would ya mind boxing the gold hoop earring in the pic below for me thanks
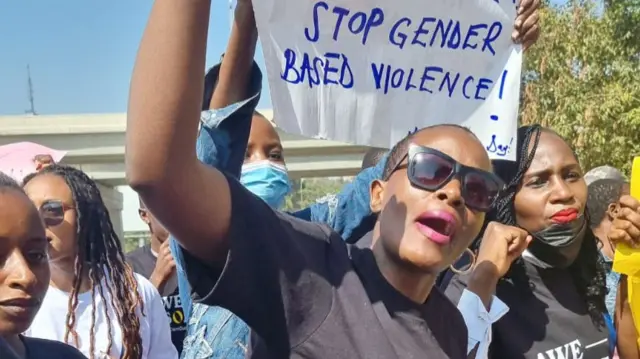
[449,248,476,275]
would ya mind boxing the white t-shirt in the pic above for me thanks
[25,273,178,359]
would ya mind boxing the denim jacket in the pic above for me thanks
[601,252,620,318]
[172,64,384,358]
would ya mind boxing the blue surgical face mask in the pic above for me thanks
[240,160,291,209]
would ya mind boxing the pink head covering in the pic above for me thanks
[0,142,67,183]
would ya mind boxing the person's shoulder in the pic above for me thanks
[130,273,168,323]
[126,244,153,263]
[23,336,86,359]
[274,210,335,243]
[126,245,147,259]
[125,245,150,266]
[429,285,463,313]
[438,269,470,304]
[428,286,466,325]
[126,246,153,276]
[226,173,337,251]
[275,211,349,271]
[134,272,162,301]
[425,287,468,347]
[227,171,335,243]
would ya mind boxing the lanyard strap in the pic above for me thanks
[604,312,617,357]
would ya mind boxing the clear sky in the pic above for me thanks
[0,0,272,232]
[0,0,271,115]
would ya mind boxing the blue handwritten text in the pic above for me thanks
[305,2,385,45]
[389,18,502,55]
[371,63,492,99]
[281,49,354,89]
[486,135,513,157]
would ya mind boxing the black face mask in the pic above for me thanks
[524,215,587,268]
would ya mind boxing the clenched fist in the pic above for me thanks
[466,222,532,310]
[475,221,532,280]
[34,154,55,171]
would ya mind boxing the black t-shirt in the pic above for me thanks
[445,258,610,359]
[126,245,186,354]
[182,175,468,359]
[18,336,86,359]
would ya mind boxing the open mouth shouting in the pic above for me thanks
[415,210,458,245]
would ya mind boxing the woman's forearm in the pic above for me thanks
[128,0,234,264]
[616,276,640,358]
[127,0,211,186]
[210,3,259,109]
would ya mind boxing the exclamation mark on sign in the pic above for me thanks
[490,70,508,122]
[498,69,508,100]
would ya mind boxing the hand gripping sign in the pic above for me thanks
[253,0,522,160]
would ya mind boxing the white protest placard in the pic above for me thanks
[253,0,522,160]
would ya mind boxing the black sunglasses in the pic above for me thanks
[39,200,73,227]
[387,144,504,212]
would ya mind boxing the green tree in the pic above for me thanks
[122,231,149,253]
[521,0,640,175]
[282,177,349,212]
[605,0,640,57]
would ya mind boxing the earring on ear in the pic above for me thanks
[449,248,476,275]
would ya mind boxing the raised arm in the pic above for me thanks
[209,1,257,110]
[127,0,229,265]
[200,1,262,178]
[169,2,261,320]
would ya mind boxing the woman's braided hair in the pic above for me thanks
[477,124,607,327]
[24,165,144,359]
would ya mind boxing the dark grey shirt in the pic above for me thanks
[182,175,468,359]
[127,245,186,354]
[445,259,610,359]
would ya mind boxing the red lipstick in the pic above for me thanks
[551,208,579,224]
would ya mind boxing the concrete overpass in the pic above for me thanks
[0,111,370,238]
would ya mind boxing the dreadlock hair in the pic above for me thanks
[23,165,144,359]
[479,124,607,328]
[587,178,628,228]
[382,124,477,180]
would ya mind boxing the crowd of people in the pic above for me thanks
[0,0,639,358]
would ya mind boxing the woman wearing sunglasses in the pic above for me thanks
[0,172,85,359]
[126,5,533,358]
[444,125,640,359]
[21,165,177,359]
[130,112,528,358]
